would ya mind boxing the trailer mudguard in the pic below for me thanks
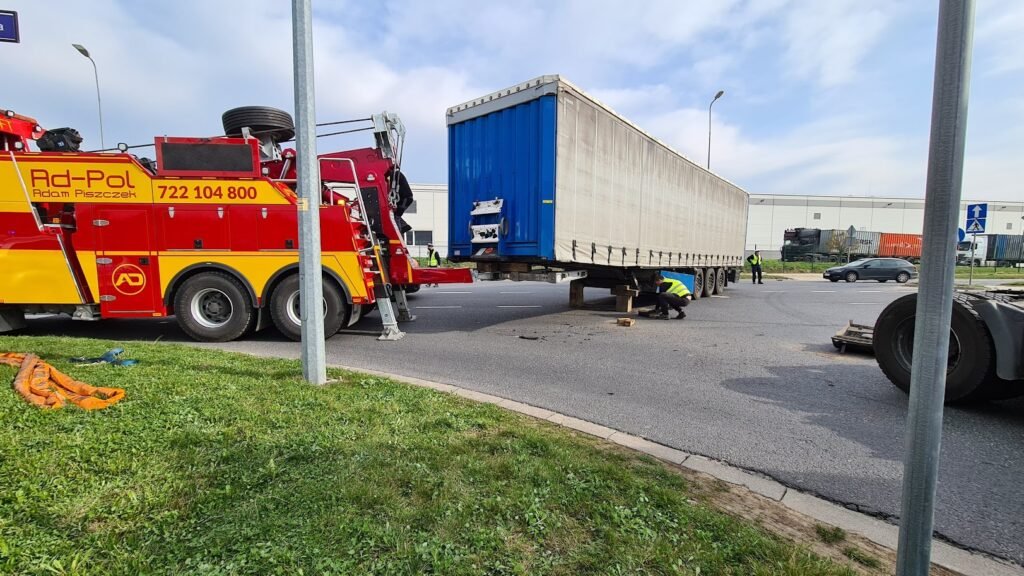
[973,300,1024,381]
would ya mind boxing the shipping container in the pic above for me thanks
[446,76,748,280]
[878,233,923,259]
[989,234,1024,263]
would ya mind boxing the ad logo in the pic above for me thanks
[112,264,146,296]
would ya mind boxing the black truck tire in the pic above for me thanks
[174,272,255,342]
[691,269,703,300]
[269,274,346,342]
[703,268,715,298]
[714,268,726,294]
[222,106,295,142]
[874,294,996,403]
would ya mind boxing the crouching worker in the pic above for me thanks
[652,274,692,320]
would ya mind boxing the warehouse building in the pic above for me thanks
[404,185,1024,261]
[745,195,1024,258]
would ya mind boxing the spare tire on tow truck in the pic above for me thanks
[873,292,1024,403]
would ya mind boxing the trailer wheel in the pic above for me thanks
[714,268,726,294]
[174,272,255,342]
[269,274,346,342]
[874,294,996,403]
[691,270,703,300]
[222,106,295,142]
[703,268,715,298]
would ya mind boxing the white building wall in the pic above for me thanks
[401,184,449,258]
[408,184,1024,261]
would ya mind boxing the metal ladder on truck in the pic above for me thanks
[322,157,406,341]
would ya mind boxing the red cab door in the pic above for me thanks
[95,208,162,317]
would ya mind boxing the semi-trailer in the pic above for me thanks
[446,76,749,309]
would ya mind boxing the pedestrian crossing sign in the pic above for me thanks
[966,219,985,233]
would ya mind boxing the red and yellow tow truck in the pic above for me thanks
[0,106,470,341]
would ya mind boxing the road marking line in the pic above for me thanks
[858,290,881,293]
[813,290,836,293]
[499,291,534,294]
[711,295,730,298]
[437,291,473,294]
[416,306,463,309]
[848,302,877,305]
[762,290,785,293]
[497,305,542,308]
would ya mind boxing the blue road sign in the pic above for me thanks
[966,202,987,234]
[958,228,966,243]
[0,11,18,43]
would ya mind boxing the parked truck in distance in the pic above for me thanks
[446,76,748,310]
[957,234,1024,267]
[782,228,922,263]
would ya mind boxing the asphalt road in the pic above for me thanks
[19,278,1024,564]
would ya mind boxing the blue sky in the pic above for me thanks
[1,0,1021,200]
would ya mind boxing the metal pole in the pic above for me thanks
[87,57,105,150]
[969,233,976,285]
[896,1,974,574]
[1018,216,1023,265]
[707,90,723,170]
[292,0,327,384]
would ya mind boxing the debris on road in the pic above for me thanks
[616,318,636,327]
[831,322,874,354]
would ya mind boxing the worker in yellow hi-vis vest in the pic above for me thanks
[426,244,441,268]
[652,274,692,320]
[425,243,441,287]
[747,250,764,285]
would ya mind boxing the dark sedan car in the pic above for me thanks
[823,258,917,283]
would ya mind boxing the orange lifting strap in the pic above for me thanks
[1,353,125,410]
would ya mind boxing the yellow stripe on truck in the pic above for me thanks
[155,251,368,304]
[0,250,83,304]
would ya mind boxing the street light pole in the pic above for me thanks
[707,90,724,170]
[292,0,327,384]
[1018,216,1024,265]
[72,44,105,150]
[896,0,975,574]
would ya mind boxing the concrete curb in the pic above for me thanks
[334,364,1024,576]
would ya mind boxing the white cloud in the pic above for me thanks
[779,0,895,88]
[976,0,1024,75]
[0,0,1020,200]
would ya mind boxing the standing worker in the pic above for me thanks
[426,244,441,268]
[425,243,441,287]
[651,274,691,320]
[747,250,764,285]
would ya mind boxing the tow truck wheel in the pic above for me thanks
[874,294,996,403]
[269,275,345,342]
[174,272,255,342]
[222,106,295,142]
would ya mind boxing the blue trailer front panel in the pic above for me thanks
[448,95,557,261]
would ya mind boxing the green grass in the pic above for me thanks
[0,336,853,576]
[842,547,882,570]
[814,525,847,545]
